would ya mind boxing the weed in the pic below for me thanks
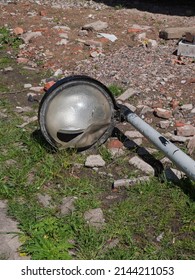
[108,84,124,97]
[0,27,22,49]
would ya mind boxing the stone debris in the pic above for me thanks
[125,130,144,138]
[113,176,150,188]
[180,104,193,111]
[82,20,108,31]
[117,88,137,101]
[60,197,77,216]
[159,120,170,129]
[187,136,195,155]
[176,124,195,137]
[20,31,42,44]
[4,66,13,72]
[164,132,191,143]
[13,26,24,35]
[154,108,172,119]
[129,156,154,175]
[0,200,29,260]
[84,208,105,228]
[56,38,68,45]
[85,155,106,167]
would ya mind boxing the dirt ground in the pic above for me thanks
[1,0,195,154]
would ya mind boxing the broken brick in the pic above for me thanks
[176,124,195,137]
[154,108,172,119]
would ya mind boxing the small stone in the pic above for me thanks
[59,33,69,39]
[90,51,100,58]
[113,176,149,188]
[44,81,56,91]
[13,27,24,35]
[147,39,158,48]
[21,31,42,44]
[53,25,70,31]
[15,106,32,113]
[84,208,105,228]
[109,148,125,158]
[24,83,32,89]
[56,39,68,45]
[54,69,63,77]
[60,197,76,216]
[164,132,190,143]
[30,86,44,93]
[107,138,123,149]
[176,124,195,137]
[175,121,186,127]
[85,155,105,167]
[78,30,88,37]
[117,88,137,101]
[125,131,144,138]
[140,105,153,115]
[133,138,142,146]
[191,108,195,114]
[136,32,146,41]
[129,156,154,175]
[187,135,195,155]
[154,108,172,119]
[82,21,108,31]
[4,66,13,72]
[84,40,102,48]
[124,103,136,112]
[180,104,193,110]
[159,120,170,129]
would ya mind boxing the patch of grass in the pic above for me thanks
[0,26,23,49]
[108,84,124,97]
[0,93,195,260]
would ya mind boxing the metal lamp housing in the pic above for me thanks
[39,76,116,150]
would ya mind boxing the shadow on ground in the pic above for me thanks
[94,0,195,16]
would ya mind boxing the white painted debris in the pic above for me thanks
[98,33,117,42]
[113,176,149,188]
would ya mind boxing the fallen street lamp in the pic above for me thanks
[38,75,195,181]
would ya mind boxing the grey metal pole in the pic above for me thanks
[122,107,195,181]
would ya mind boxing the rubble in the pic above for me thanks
[129,156,154,175]
[176,124,195,137]
[82,20,108,31]
[159,26,195,40]
[113,176,149,188]
[85,155,106,167]
[84,208,105,228]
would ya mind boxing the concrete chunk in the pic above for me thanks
[159,27,195,40]
[177,40,195,58]
[129,156,154,175]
